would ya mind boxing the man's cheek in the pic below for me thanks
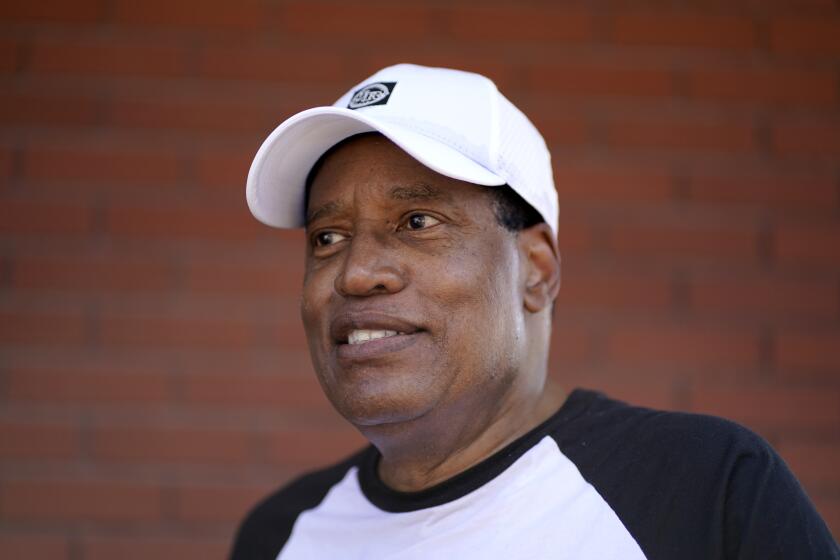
[301,268,333,315]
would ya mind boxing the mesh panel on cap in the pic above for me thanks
[495,92,558,234]
[377,115,487,167]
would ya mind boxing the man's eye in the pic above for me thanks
[405,213,441,230]
[314,231,346,246]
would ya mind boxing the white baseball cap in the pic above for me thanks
[246,63,558,235]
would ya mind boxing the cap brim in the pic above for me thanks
[246,107,506,228]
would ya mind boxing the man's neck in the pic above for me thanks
[366,379,566,493]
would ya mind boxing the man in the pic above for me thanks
[231,64,838,559]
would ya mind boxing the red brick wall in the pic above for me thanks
[1,1,838,556]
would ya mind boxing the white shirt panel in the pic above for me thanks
[277,436,647,560]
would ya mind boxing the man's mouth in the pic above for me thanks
[330,312,424,361]
[331,312,421,345]
[347,329,407,345]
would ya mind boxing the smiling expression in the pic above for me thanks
[300,134,529,428]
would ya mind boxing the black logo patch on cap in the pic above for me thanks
[347,82,397,110]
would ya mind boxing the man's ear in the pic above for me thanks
[518,223,561,313]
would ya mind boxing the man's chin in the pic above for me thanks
[330,393,434,430]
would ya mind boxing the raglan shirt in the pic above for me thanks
[230,389,839,559]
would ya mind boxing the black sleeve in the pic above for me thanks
[229,449,368,560]
[723,431,839,559]
[552,391,839,560]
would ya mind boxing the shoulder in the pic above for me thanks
[552,389,839,559]
[554,389,769,470]
[228,447,370,560]
[553,389,787,506]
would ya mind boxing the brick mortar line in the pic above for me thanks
[0,58,759,99]
[5,27,826,68]
[5,71,839,116]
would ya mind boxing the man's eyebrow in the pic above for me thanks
[389,183,451,201]
[306,183,450,225]
[306,200,345,226]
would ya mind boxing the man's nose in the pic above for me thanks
[334,230,406,297]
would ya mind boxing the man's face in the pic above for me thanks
[300,134,528,428]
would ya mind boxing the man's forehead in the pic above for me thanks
[304,134,466,226]
[390,182,450,201]
[305,182,455,226]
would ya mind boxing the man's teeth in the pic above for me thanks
[347,329,403,345]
